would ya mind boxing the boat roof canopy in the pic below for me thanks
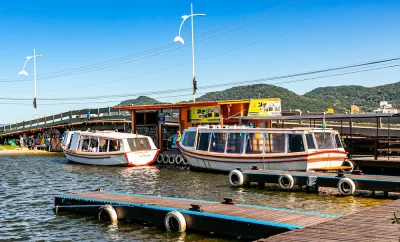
[71,131,149,139]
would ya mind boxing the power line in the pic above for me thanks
[0,0,302,83]
[1,62,399,106]
[3,2,364,95]
[1,55,398,101]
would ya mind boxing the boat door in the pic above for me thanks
[69,132,81,151]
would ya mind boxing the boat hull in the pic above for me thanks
[63,149,159,166]
[179,148,346,172]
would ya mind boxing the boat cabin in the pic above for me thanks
[180,126,344,155]
[64,131,154,153]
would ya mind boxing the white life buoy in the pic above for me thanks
[337,178,356,195]
[182,157,189,166]
[175,156,183,165]
[164,211,186,232]
[98,204,118,224]
[157,154,163,164]
[341,160,354,173]
[229,169,244,187]
[169,155,175,165]
[278,174,294,189]
[163,155,170,164]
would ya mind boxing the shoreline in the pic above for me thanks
[0,146,63,155]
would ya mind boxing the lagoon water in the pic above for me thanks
[0,154,391,241]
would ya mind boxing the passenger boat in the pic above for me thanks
[61,131,159,166]
[177,125,348,172]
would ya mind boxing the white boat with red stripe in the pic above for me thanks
[177,125,349,172]
[61,130,159,166]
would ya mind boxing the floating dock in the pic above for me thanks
[229,169,400,196]
[259,199,400,241]
[54,191,339,240]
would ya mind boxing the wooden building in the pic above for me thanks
[113,99,280,151]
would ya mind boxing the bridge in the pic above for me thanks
[0,107,132,138]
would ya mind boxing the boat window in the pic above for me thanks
[109,140,122,152]
[314,133,335,149]
[80,137,90,152]
[305,134,316,150]
[245,133,264,154]
[288,134,305,153]
[99,138,108,152]
[197,132,211,151]
[226,133,245,154]
[266,133,286,153]
[127,138,151,151]
[182,131,196,147]
[335,134,343,148]
[210,133,227,153]
[88,137,99,152]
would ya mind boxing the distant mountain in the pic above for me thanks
[118,96,165,106]
[117,82,400,113]
[197,84,331,112]
[304,82,400,112]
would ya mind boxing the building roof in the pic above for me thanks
[113,99,252,111]
[232,113,397,120]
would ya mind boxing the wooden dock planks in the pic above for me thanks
[54,191,339,239]
[259,199,400,242]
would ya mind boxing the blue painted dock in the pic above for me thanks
[54,191,339,240]
[229,169,400,196]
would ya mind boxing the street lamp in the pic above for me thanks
[18,49,44,119]
[174,3,205,102]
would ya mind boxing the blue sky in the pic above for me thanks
[0,0,399,123]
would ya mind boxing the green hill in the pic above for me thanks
[117,82,400,112]
[197,84,331,112]
[118,96,164,106]
[304,82,400,112]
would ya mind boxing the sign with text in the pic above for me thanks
[248,98,281,116]
[190,106,221,123]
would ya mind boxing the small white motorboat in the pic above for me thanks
[61,130,159,166]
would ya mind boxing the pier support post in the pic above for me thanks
[370,191,375,197]
[384,191,389,198]
[314,185,319,194]
[258,182,265,189]
[243,182,250,188]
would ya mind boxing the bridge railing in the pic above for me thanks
[1,107,130,133]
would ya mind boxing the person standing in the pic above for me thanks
[20,135,24,148]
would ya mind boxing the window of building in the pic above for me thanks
[267,133,286,153]
[226,133,245,154]
[245,133,264,154]
[197,132,211,151]
[210,132,227,153]
[314,133,335,149]
[288,134,305,153]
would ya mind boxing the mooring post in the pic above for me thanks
[384,191,389,198]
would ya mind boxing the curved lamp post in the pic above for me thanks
[174,3,205,102]
[18,49,44,119]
